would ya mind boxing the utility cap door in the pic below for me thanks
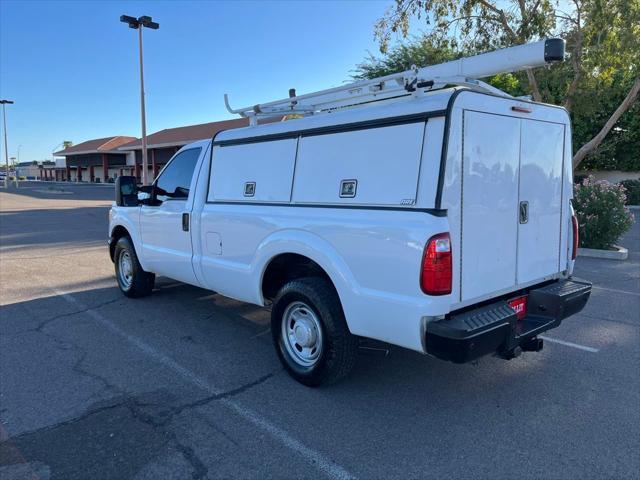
[460,111,566,303]
[460,111,520,301]
[516,119,565,284]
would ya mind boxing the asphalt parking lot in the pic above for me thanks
[1,181,638,480]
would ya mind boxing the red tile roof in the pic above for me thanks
[53,117,283,157]
[118,117,281,150]
[54,136,137,156]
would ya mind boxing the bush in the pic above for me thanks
[619,179,640,205]
[573,176,635,250]
[574,174,587,185]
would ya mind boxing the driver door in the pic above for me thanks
[139,147,202,284]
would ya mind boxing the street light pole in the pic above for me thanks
[120,15,159,186]
[1,99,14,189]
[138,24,149,187]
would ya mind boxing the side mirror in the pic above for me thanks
[115,176,139,206]
[136,184,154,204]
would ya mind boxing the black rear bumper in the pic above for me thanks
[425,279,592,363]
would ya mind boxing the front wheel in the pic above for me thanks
[271,277,357,386]
[114,236,155,298]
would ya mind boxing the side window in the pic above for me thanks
[155,148,202,202]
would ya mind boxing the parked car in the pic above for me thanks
[108,41,591,386]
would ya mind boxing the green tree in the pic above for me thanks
[353,36,526,96]
[372,0,640,169]
[353,36,525,97]
[354,37,459,79]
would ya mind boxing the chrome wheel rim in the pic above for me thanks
[281,301,323,367]
[118,251,133,289]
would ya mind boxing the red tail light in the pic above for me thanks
[571,214,579,260]
[421,232,452,295]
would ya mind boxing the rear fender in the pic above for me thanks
[253,229,360,329]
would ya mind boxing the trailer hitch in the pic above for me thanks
[499,337,544,360]
[521,337,544,352]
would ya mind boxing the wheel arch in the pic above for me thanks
[261,253,336,301]
[254,230,361,332]
[108,215,147,271]
[109,224,131,261]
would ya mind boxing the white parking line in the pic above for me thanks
[539,335,600,353]
[591,285,640,297]
[49,286,355,480]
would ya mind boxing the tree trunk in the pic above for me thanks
[573,77,640,169]
[525,69,542,102]
[563,31,584,112]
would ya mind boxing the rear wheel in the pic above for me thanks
[271,277,357,386]
[114,236,155,298]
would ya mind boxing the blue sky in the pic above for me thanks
[0,0,392,161]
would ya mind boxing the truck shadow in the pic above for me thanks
[2,272,553,393]
[2,275,619,479]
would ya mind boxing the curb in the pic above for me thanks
[21,181,114,188]
[33,188,74,195]
[578,245,628,260]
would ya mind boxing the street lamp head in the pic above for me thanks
[120,15,159,30]
[0,100,14,105]
[120,15,139,28]
[139,15,159,29]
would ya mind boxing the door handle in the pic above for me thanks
[182,213,189,232]
[519,201,529,224]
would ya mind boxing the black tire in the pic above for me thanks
[114,236,155,298]
[271,277,358,387]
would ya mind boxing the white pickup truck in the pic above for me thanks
[109,40,591,386]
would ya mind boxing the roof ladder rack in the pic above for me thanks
[224,38,565,125]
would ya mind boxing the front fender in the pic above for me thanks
[109,206,148,270]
